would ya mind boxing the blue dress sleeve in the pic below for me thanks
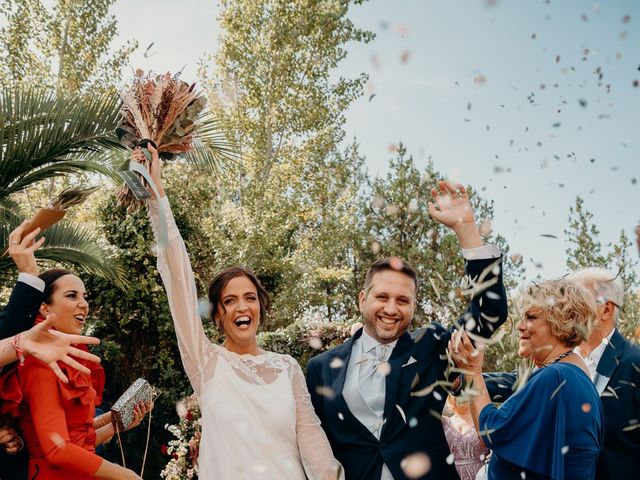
[478,367,568,479]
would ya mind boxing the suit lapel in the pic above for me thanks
[382,332,413,421]
[596,329,624,394]
[329,328,360,394]
[328,329,378,440]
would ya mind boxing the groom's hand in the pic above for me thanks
[428,180,483,249]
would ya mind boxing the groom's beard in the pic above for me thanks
[362,310,411,344]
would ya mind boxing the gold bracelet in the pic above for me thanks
[96,414,108,429]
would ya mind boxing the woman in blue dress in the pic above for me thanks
[450,279,603,480]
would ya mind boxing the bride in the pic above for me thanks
[133,146,342,479]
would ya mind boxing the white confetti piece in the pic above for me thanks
[400,452,431,478]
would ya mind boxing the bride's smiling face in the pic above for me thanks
[215,275,261,344]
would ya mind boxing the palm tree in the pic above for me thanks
[0,85,127,284]
[0,85,236,285]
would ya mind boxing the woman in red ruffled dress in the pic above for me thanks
[0,247,149,479]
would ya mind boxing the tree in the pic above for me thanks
[0,85,126,284]
[197,0,374,327]
[82,164,222,478]
[565,196,640,341]
[565,196,610,270]
[361,143,524,326]
[0,0,138,282]
[0,0,137,93]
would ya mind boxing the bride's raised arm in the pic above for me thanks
[133,146,216,397]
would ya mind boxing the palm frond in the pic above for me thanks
[0,218,126,288]
[181,110,240,172]
[0,85,124,199]
[5,159,119,195]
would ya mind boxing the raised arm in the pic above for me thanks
[0,223,45,339]
[429,180,508,339]
[290,358,344,480]
[133,146,216,396]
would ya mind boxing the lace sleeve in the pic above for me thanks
[148,196,217,396]
[289,356,344,480]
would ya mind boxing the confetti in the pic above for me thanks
[581,402,592,413]
[549,379,566,400]
[400,452,431,478]
[479,219,493,237]
[330,357,344,369]
[474,75,487,85]
[316,386,335,399]
[309,336,323,350]
[396,404,407,423]
[377,361,391,376]
[389,256,404,271]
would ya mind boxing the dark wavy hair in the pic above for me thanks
[207,266,271,331]
[363,257,419,296]
[38,269,75,304]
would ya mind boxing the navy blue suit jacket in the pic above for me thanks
[0,279,43,339]
[306,256,508,480]
[594,329,640,479]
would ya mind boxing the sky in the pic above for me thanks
[111,0,639,282]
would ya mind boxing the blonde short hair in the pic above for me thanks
[517,279,597,347]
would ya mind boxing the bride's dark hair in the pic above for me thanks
[207,266,271,330]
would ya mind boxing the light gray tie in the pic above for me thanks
[359,344,390,417]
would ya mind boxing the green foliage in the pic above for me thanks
[83,182,217,478]
[258,319,353,370]
[0,0,137,92]
[361,144,524,328]
[0,84,126,283]
[565,196,610,270]
[197,0,374,329]
[565,196,640,341]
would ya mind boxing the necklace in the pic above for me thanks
[545,350,574,366]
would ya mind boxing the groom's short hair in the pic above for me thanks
[363,257,419,296]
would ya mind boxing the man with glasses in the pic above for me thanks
[569,268,640,480]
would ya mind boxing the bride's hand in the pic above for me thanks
[130,145,165,198]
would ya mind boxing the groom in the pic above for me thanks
[306,181,508,480]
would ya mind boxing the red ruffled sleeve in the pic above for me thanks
[17,355,103,475]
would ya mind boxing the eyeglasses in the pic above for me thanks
[596,298,624,313]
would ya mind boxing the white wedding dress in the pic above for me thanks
[149,197,343,479]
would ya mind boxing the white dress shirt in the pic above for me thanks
[343,329,397,480]
[18,272,45,292]
[576,328,615,395]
